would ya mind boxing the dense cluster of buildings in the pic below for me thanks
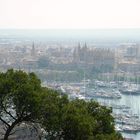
[117,43,140,73]
[0,42,140,75]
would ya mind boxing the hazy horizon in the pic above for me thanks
[0,28,140,47]
[0,28,140,41]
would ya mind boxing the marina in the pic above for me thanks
[43,80,140,140]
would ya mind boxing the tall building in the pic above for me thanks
[73,44,115,69]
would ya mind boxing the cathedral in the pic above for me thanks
[73,43,115,69]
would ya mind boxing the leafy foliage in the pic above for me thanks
[0,69,42,140]
[0,69,122,140]
[41,98,123,140]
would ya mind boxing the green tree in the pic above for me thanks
[0,69,122,140]
[0,69,42,140]
[41,99,123,140]
[40,88,69,139]
[87,101,114,135]
[60,100,95,140]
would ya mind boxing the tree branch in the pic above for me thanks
[1,102,16,121]
[0,117,10,127]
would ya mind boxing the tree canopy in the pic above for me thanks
[41,99,122,140]
[0,69,123,140]
[0,69,43,139]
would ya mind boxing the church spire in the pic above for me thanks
[31,42,36,57]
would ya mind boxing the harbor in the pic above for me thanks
[42,80,140,140]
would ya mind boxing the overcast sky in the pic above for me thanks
[0,0,140,29]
